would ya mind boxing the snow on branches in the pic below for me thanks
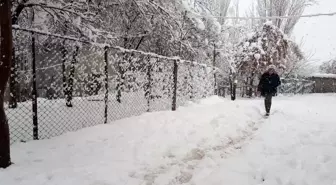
[234,21,289,76]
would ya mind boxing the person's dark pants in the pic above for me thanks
[264,93,273,113]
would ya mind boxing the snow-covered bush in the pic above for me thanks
[235,21,289,76]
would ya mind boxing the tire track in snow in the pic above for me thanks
[133,113,267,185]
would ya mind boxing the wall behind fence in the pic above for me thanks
[6,29,217,144]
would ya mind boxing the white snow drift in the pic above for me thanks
[1,94,336,185]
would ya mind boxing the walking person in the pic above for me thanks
[257,65,281,116]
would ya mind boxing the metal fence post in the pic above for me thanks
[213,43,217,95]
[104,46,109,124]
[31,32,38,140]
[146,58,152,112]
[223,86,226,97]
[189,63,194,100]
[172,59,178,111]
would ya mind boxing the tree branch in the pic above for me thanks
[12,0,29,25]
[24,3,91,21]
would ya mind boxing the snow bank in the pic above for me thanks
[3,94,336,185]
[0,96,263,185]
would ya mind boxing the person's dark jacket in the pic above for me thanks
[257,72,281,96]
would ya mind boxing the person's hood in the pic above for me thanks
[267,64,276,71]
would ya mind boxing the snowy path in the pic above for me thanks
[195,95,336,185]
[1,94,336,185]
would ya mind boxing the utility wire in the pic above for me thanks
[191,11,336,20]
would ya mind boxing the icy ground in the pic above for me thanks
[1,94,336,185]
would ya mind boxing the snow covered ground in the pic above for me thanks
[1,94,336,185]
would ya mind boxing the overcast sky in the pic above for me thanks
[238,0,336,65]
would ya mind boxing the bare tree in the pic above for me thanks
[254,0,316,34]
[0,0,13,168]
[217,0,232,24]
[320,59,336,74]
[280,38,316,78]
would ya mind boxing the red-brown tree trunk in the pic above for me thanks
[0,0,13,168]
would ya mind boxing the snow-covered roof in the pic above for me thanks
[310,73,336,79]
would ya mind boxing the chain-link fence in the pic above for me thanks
[217,78,315,98]
[5,28,217,144]
[278,78,315,94]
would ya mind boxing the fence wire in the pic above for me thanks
[6,29,217,144]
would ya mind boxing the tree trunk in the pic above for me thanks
[248,72,255,98]
[0,0,13,168]
[213,43,217,95]
[145,57,152,112]
[65,46,78,107]
[189,63,194,99]
[9,47,17,109]
[8,0,28,109]
[61,44,67,100]
[230,72,237,101]
[116,53,127,104]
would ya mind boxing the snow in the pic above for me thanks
[195,94,336,185]
[180,0,192,12]
[2,94,336,185]
[264,21,274,26]
[193,18,205,30]
[247,32,255,40]
[73,16,81,27]
[212,19,222,34]
[254,53,261,60]
[310,73,336,79]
